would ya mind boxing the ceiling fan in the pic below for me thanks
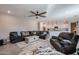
[27,11,47,19]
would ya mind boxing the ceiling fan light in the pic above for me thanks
[36,16,38,19]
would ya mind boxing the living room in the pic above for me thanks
[0,4,79,55]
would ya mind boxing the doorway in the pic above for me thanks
[71,22,77,33]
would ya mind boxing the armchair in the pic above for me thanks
[50,32,79,54]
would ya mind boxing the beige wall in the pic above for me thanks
[0,13,77,39]
[0,14,38,39]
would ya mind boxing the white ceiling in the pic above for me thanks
[0,4,79,20]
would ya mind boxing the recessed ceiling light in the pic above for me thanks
[8,10,11,14]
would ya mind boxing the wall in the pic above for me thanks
[0,13,38,39]
[0,13,77,39]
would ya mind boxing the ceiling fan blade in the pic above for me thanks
[39,12,47,15]
[39,15,46,17]
[30,11,36,15]
[28,15,35,17]
[24,15,35,17]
